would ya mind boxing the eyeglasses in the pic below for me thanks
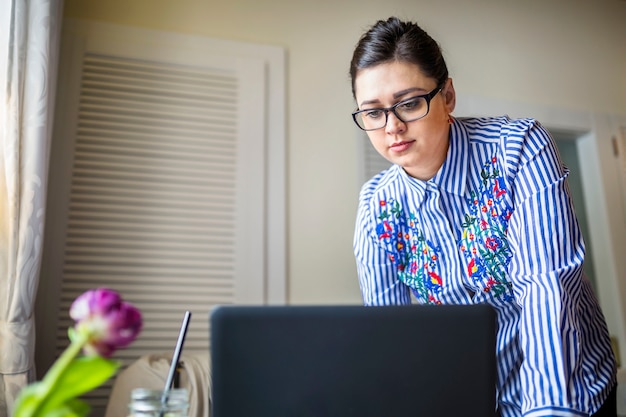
[351,85,443,131]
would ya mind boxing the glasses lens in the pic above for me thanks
[354,109,386,131]
[395,96,428,123]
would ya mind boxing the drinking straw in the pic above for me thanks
[160,310,192,414]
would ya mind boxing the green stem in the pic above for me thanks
[44,332,87,383]
[30,331,88,415]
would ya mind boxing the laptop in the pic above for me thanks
[209,304,497,417]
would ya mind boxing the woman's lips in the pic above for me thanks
[389,140,414,153]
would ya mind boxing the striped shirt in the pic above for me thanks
[354,116,617,417]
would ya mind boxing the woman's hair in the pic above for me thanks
[349,17,449,98]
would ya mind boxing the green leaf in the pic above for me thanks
[12,384,91,417]
[28,356,119,417]
[45,398,91,417]
[39,356,119,413]
[13,382,48,417]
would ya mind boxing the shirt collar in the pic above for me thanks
[432,119,468,196]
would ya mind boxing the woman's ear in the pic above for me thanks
[443,78,456,113]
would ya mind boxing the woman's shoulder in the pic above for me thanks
[456,116,551,156]
[458,115,541,135]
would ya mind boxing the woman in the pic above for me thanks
[351,17,617,416]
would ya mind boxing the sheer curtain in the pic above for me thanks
[0,0,62,416]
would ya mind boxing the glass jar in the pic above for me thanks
[128,388,189,417]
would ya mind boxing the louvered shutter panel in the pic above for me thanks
[39,21,280,416]
[57,53,240,413]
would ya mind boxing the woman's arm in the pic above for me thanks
[506,120,602,415]
[354,187,411,306]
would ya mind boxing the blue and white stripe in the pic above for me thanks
[353,116,617,416]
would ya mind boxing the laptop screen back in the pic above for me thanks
[210,304,497,417]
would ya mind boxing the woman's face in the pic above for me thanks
[354,61,456,180]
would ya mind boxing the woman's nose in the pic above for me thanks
[385,111,406,134]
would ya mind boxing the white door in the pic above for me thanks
[35,19,286,416]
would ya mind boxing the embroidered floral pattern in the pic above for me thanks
[374,155,514,304]
[459,156,514,299]
[376,198,444,304]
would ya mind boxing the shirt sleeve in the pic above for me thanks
[353,186,411,306]
[505,120,591,416]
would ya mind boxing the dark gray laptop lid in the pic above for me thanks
[210,304,497,417]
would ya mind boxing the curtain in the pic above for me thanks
[0,1,63,416]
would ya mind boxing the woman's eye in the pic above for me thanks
[397,98,421,111]
[364,110,384,119]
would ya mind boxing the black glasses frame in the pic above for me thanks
[351,84,443,131]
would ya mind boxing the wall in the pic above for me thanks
[62,0,626,309]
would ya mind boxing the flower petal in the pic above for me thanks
[70,288,143,357]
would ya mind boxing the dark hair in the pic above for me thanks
[349,17,449,98]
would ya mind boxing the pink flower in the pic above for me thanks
[70,288,142,357]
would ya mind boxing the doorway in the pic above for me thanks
[553,130,598,293]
